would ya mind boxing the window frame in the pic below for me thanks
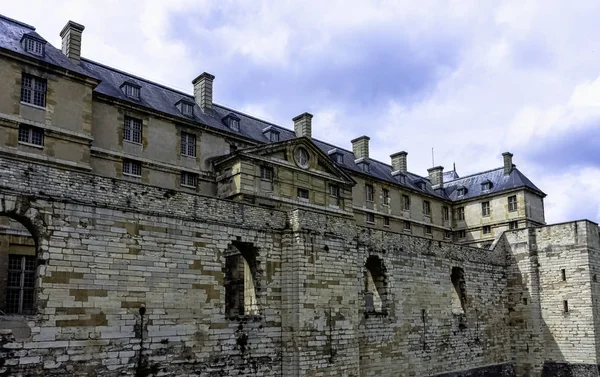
[508,195,518,212]
[483,225,491,235]
[122,83,141,99]
[20,73,47,108]
[425,225,432,235]
[509,221,518,230]
[456,207,465,221]
[382,188,390,205]
[260,166,274,181]
[180,171,198,188]
[329,184,340,198]
[443,206,450,221]
[297,188,309,201]
[423,200,431,216]
[181,131,197,157]
[122,159,142,177]
[23,37,44,56]
[383,216,390,227]
[404,221,411,232]
[481,201,491,217]
[123,116,143,144]
[366,212,375,224]
[180,101,194,117]
[481,181,492,191]
[6,254,36,315]
[365,184,374,202]
[457,230,466,239]
[18,124,44,147]
[402,194,410,211]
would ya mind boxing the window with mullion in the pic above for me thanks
[20,73,46,107]
[181,132,196,157]
[124,117,142,144]
[6,255,36,314]
[18,124,44,146]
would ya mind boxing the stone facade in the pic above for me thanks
[0,13,599,377]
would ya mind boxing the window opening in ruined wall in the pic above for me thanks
[224,242,260,318]
[0,215,37,315]
[451,267,467,315]
[364,256,387,315]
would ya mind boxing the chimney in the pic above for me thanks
[293,112,313,138]
[351,136,370,159]
[390,151,408,173]
[502,152,514,175]
[60,21,85,63]
[192,72,215,112]
[428,166,444,188]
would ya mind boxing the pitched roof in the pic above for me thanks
[0,14,96,79]
[0,13,545,202]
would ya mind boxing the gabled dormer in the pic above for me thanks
[355,157,370,173]
[120,80,141,100]
[262,126,280,142]
[481,179,493,192]
[456,186,468,197]
[328,148,344,164]
[21,32,46,57]
[176,98,195,118]
[223,113,241,131]
[414,179,427,190]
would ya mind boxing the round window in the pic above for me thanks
[294,147,310,168]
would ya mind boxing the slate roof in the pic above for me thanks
[0,14,96,79]
[0,13,545,202]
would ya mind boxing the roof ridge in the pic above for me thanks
[444,166,504,183]
[81,58,194,98]
[0,14,35,30]
[212,103,288,131]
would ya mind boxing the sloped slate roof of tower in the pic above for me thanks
[0,15,96,79]
[444,167,546,199]
[0,13,544,201]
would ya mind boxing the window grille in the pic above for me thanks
[365,184,374,202]
[18,124,44,146]
[123,159,142,176]
[482,201,490,216]
[260,166,274,181]
[20,73,46,107]
[181,132,196,157]
[124,117,142,144]
[6,255,36,314]
[180,171,197,187]
[24,38,43,55]
[508,195,518,212]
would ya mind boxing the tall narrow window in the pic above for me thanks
[260,166,274,181]
[451,267,467,314]
[18,124,44,146]
[383,216,390,227]
[404,221,411,232]
[20,73,47,107]
[224,242,259,318]
[561,269,566,281]
[6,255,36,314]
[124,116,142,144]
[456,207,465,221]
[365,184,374,202]
[364,256,387,314]
[481,201,490,217]
[382,188,390,205]
[423,201,431,216]
[123,159,142,177]
[402,195,410,211]
[366,212,375,224]
[508,195,518,212]
[425,226,432,235]
[181,132,196,157]
[563,300,569,313]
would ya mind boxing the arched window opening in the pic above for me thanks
[451,267,467,314]
[0,215,37,315]
[224,241,260,318]
[364,256,387,315]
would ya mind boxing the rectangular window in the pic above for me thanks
[508,195,518,212]
[24,38,43,55]
[444,230,452,239]
[18,124,44,146]
[456,207,465,221]
[382,189,390,205]
[383,216,390,227]
[404,221,411,232]
[6,255,36,314]
[20,73,47,107]
[457,230,466,239]
[181,131,196,157]
[123,159,142,177]
[443,206,449,221]
[423,200,431,216]
[425,226,432,235]
[269,132,280,142]
[402,195,410,211]
[180,171,198,188]
[366,213,375,224]
[483,225,491,235]
[481,201,490,217]
[563,300,569,313]
[123,84,140,99]
[561,269,566,281]
[124,116,142,144]
[509,221,518,230]
[260,166,274,181]
[365,184,374,202]
[181,102,194,117]
[297,188,309,201]
[329,184,340,197]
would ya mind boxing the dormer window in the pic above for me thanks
[176,99,194,117]
[223,113,241,131]
[328,149,344,164]
[262,126,280,142]
[457,187,467,196]
[21,34,46,56]
[481,180,493,191]
[121,81,141,99]
[415,180,426,190]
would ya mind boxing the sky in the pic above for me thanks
[4,0,600,224]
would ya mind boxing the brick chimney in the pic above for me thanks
[351,136,370,159]
[293,112,313,138]
[192,72,215,112]
[60,21,85,63]
[390,151,407,173]
[428,166,444,188]
[502,152,514,175]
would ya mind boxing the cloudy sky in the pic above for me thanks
[4,1,600,224]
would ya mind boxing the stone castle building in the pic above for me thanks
[0,13,598,377]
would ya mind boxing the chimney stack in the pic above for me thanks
[60,21,85,63]
[351,136,370,159]
[390,151,408,173]
[293,112,313,138]
[192,72,215,112]
[428,166,444,188]
[502,152,514,175]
